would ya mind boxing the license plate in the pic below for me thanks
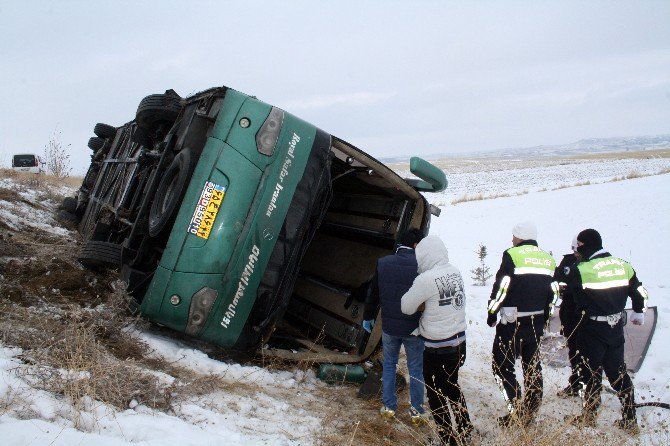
[188,181,226,239]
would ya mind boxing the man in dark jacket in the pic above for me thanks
[487,221,558,427]
[363,228,426,424]
[566,229,648,434]
[555,235,583,398]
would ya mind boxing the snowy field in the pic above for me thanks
[0,158,669,445]
[399,155,670,202]
[426,170,670,446]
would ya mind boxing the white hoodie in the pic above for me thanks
[401,236,467,345]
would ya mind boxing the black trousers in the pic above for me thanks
[559,302,584,389]
[424,342,473,446]
[576,318,635,420]
[492,315,544,416]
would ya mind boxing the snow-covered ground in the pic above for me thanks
[427,171,670,445]
[401,156,670,202]
[1,159,669,445]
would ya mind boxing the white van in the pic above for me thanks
[11,154,45,173]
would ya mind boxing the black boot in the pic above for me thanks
[498,413,513,428]
[613,418,639,435]
[565,411,596,427]
[498,411,534,428]
[557,385,579,398]
[615,388,638,434]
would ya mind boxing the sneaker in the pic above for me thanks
[409,410,429,427]
[557,385,580,398]
[380,406,396,420]
[614,418,640,435]
[565,412,596,427]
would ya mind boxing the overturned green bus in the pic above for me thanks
[67,85,447,363]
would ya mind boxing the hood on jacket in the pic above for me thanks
[415,236,450,274]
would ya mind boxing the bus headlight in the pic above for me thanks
[185,287,218,336]
[256,107,284,156]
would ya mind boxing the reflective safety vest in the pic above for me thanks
[488,244,557,314]
[507,245,556,277]
[577,255,634,290]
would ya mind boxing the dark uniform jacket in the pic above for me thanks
[555,253,579,318]
[566,250,647,317]
[488,240,555,315]
[364,247,421,337]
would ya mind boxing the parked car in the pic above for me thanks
[12,153,45,173]
[65,85,447,363]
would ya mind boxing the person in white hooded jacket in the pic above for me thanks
[401,236,473,446]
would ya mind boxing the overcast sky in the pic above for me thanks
[1,1,669,174]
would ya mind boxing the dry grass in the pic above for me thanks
[0,168,82,189]
[0,208,167,427]
[609,168,670,183]
[452,192,507,205]
[451,190,528,205]
[554,180,591,188]
[0,281,171,414]
[387,148,670,173]
[567,148,670,161]
[315,388,432,446]
[452,192,484,204]
[0,276,257,430]
[0,179,285,432]
[22,324,172,412]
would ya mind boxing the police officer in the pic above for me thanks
[555,235,583,398]
[487,221,559,427]
[566,229,648,434]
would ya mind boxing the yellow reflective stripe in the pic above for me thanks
[549,281,560,316]
[637,285,649,311]
[582,279,629,290]
[514,267,554,276]
[494,374,514,414]
[488,276,510,313]
[637,285,649,299]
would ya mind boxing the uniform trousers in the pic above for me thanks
[492,315,544,416]
[559,301,584,390]
[576,318,635,420]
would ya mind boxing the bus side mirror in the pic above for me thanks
[407,157,447,192]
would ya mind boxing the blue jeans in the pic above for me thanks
[382,331,425,414]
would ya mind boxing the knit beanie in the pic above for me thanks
[512,221,537,241]
[577,228,603,259]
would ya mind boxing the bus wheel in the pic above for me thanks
[148,150,195,237]
[93,123,117,139]
[136,90,182,133]
[77,240,122,268]
[88,137,105,152]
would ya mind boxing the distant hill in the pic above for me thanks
[380,134,670,163]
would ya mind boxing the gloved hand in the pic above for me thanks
[362,319,375,333]
[630,312,645,326]
[487,312,497,327]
